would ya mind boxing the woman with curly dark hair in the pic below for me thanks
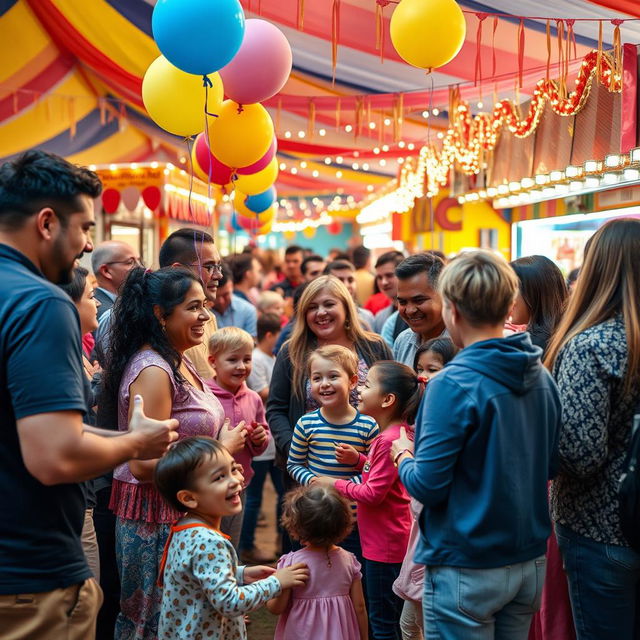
[101,266,245,640]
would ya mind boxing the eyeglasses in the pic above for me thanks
[191,262,224,275]
[105,257,143,268]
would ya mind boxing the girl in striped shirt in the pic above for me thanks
[287,345,379,567]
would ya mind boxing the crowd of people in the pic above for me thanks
[1,149,639,640]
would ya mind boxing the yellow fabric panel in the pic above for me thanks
[66,127,149,165]
[0,43,60,101]
[51,0,159,76]
[0,0,56,83]
[0,71,96,157]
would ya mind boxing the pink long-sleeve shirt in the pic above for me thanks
[204,380,269,487]
[334,423,412,563]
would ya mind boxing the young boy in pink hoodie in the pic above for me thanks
[206,327,270,549]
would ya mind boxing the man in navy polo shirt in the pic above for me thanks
[0,150,178,639]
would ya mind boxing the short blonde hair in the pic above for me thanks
[308,344,358,379]
[257,290,284,313]
[439,251,518,325]
[208,326,254,357]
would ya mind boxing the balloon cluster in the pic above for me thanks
[143,0,292,235]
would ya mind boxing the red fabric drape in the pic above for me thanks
[26,0,144,107]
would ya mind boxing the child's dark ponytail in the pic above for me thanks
[372,361,424,425]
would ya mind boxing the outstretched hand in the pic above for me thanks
[128,395,179,459]
[218,418,248,454]
[275,562,309,589]
[243,565,276,584]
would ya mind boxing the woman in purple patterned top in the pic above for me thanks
[101,267,247,640]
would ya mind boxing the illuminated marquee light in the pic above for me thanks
[358,49,621,218]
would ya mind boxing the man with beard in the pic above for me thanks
[158,228,223,379]
[393,253,447,366]
[0,151,178,638]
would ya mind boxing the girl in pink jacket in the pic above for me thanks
[314,361,423,640]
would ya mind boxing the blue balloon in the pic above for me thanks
[152,0,245,76]
[245,187,276,214]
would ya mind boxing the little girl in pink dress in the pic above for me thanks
[268,485,368,640]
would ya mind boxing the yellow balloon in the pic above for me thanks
[208,100,274,169]
[283,230,296,241]
[302,226,316,239]
[234,157,278,195]
[390,0,466,70]
[257,221,272,235]
[142,55,223,137]
[233,191,275,223]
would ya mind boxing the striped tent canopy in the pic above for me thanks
[1,0,638,200]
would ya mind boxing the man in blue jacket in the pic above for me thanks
[392,250,560,639]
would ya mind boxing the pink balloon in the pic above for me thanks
[194,133,234,185]
[236,137,277,175]
[219,19,292,104]
[121,186,140,212]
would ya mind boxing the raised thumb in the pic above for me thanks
[132,394,145,417]
[399,426,406,439]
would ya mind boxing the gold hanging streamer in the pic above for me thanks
[297,0,304,30]
[69,97,76,139]
[491,16,498,78]
[474,13,487,87]
[546,20,551,82]
[331,0,341,84]
[565,20,573,90]
[392,95,399,143]
[335,97,341,130]
[355,97,362,140]
[597,21,603,81]
[375,3,386,63]
[307,99,315,140]
[366,96,372,130]
[556,19,566,100]
[517,18,525,88]
[612,19,623,78]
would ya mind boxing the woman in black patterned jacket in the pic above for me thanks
[545,218,640,640]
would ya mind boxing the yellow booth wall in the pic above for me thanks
[405,194,511,259]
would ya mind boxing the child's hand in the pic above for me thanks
[313,476,336,488]
[274,562,309,590]
[218,418,248,454]
[249,422,268,446]
[335,442,359,465]
[243,565,276,584]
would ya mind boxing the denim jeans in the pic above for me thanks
[239,459,284,551]
[555,523,640,640]
[423,556,546,640]
[365,559,404,639]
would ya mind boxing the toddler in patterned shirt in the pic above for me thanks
[154,437,309,640]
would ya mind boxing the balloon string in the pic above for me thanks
[185,137,201,272]
[203,81,214,235]
[186,137,195,223]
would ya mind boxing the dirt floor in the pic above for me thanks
[245,474,280,640]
